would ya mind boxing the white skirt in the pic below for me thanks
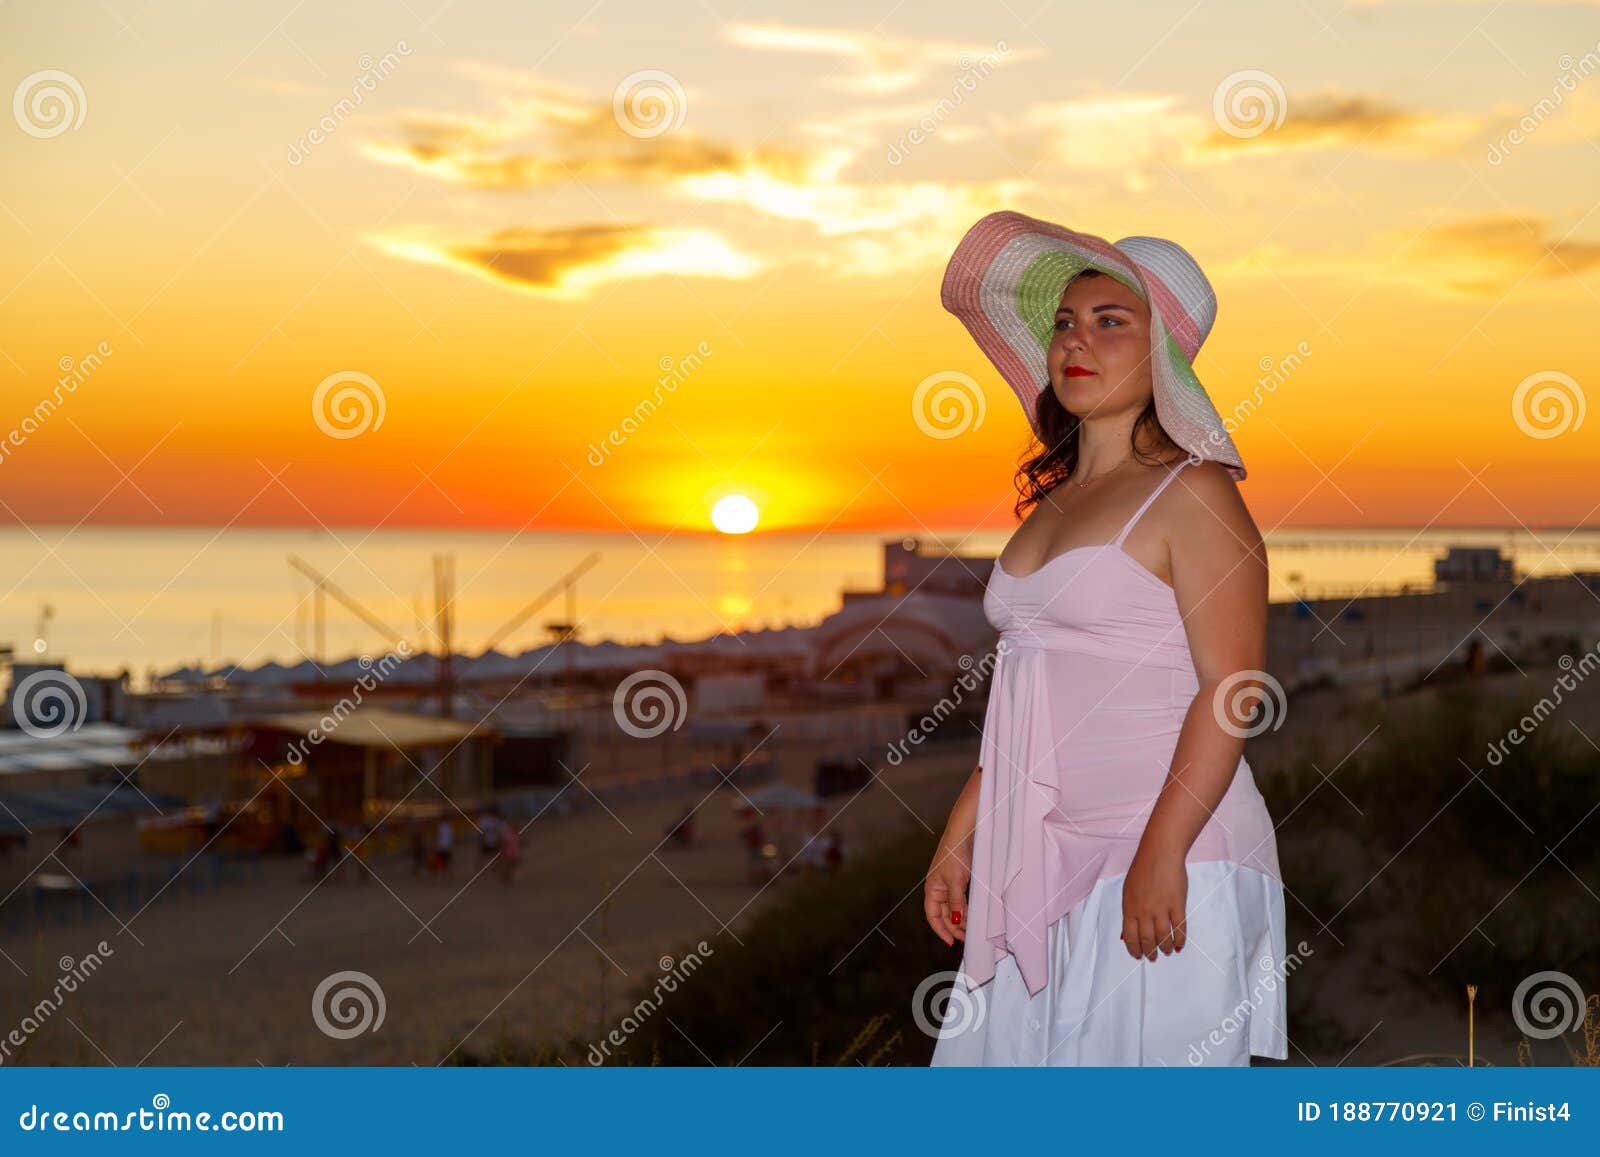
[929,860,1289,1066]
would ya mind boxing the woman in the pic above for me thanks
[496,815,520,884]
[924,212,1287,1066]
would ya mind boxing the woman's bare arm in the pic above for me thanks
[940,764,981,849]
[925,764,981,945]
[1120,461,1268,961]
[1140,461,1269,859]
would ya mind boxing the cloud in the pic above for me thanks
[681,169,1033,275]
[362,57,1554,299]
[1009,93,1207,174]
[722,22,1033,94]
[1406,212,1600,295]
[361,73,821,191]
[1197,90,1484,159]
[996,88,1490,189]
[361,60,1032,284]
[371,222,763,297]
[1226,211,1600,300]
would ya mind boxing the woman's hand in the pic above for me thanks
[1120,845,1188,960]
[924,833,972,947]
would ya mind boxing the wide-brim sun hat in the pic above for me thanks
[941,209,1246,482]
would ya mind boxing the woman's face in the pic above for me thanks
[1047,272,1153,418]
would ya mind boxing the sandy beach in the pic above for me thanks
[0,734,976,1066]
[3,655,1595,1066]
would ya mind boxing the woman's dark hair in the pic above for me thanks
[1014,269,1181,520]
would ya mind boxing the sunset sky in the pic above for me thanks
[3,0,1599,534]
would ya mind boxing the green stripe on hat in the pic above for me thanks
[1015,249,1145,356]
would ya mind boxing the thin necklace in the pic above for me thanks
[1071,456,1135,488]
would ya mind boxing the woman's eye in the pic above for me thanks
[1055,316,1123,330]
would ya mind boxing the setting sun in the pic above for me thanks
[711,494,760,534]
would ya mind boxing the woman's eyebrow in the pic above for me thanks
[1056,303,1135,315]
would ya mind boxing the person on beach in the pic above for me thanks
[496,817,520,884]
[481,805,504,856]
[432,815,454,879]
[925,212,1287,1066]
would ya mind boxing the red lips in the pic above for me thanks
[1065,365,1096,377]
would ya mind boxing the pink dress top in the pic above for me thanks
[960,456,1284,999]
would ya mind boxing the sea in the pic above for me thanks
[3,526,1599,681]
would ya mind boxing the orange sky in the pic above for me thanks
[3,2,1599,534]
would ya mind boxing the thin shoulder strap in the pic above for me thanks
[1114,457,1193,547]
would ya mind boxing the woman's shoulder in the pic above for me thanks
[1163,457,1261,553]
[1172,456,1243,497]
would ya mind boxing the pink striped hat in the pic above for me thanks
[941,210,1245,481]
